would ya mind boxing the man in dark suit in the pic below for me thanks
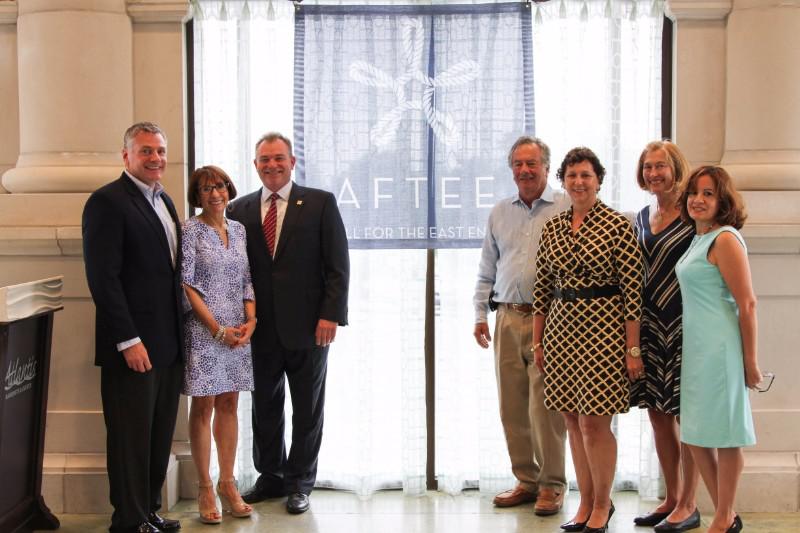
[83,122,184,533]
[228,132,349,514]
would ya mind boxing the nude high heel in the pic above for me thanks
[217,479,253,518]
[197,482,222,525]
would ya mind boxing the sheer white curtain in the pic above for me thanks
[435,0,662,497]
[193,0,428,496]
[192,0,297,491]
[193,0,662,498]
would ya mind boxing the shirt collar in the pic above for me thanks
[261,180,293,203]
[512,183,556,208]
[125,170,164,198]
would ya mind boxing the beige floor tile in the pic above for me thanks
[40,490,800,532]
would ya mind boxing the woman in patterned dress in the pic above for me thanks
[182,166,255,524]
[676,167,762,533]
[532,147,643,533]
[630,141,701,532]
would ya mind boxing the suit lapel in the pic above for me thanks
[274,184,306,260]
[122,174,175,269]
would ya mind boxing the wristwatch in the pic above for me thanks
[627,346,641,358]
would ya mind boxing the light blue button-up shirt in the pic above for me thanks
[473,185,570,323]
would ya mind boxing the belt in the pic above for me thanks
[498,302,534,314]
[553,285,620,302]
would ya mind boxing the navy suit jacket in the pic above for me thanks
[82,173,184,368]
[227,183,349,352]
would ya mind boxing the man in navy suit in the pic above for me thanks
[83,122,184,533]
[229,132,349,514]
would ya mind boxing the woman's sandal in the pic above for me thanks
[217,479,253,518]
[198,482,222,524]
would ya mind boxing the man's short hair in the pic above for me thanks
[255,132,293,157]
[123,122,167,150]
[507,135,551,169]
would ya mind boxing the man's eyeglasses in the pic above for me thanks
[199,182,228,194]
[754,372,775,393]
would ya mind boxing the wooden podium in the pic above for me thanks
[0,277,62,532]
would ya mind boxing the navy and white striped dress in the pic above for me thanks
[630,206,694,415]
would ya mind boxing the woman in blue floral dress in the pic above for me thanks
[182,166,255,523]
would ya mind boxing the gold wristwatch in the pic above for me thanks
[627,346,641,358]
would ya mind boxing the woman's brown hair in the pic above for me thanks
[679,166,747,230]
[187,165,238,209]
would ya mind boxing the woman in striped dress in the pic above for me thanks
[630,141,700,532]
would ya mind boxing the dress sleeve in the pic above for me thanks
[533,218,555,315]
[181,220,206,299]
[613,217,643,321]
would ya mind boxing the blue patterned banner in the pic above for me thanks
[295,2,533,249]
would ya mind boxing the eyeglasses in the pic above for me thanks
[643,162,669,173]
[199,183,228,194]
[754,372,775,393]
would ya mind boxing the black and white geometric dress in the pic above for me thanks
[629,206,694,415]
[533,201,643,416]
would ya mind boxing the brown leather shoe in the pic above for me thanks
[493,485,537,507]
[533,487,564,516]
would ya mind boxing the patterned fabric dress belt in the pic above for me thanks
[553,285,620,302]
[498,302,534,313]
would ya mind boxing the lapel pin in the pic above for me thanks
[297,200,303,206]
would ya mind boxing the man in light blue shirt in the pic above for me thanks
[473,136,569,514]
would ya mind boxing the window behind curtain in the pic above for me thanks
[192,0,664,497]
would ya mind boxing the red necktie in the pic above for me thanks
[262,192,279,257]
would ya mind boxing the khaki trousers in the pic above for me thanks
[494,306,567,492]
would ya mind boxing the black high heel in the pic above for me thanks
[726,514,742,533]
[560,518,588,532]
[582,501,615,533]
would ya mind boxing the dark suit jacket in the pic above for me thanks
[82,173,184,368]
[227,183,349,352]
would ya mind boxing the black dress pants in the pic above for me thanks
[101,362,182,530]
[251,338,329,496]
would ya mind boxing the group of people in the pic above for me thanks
[82,121,762,533]
[82,122,349,533]
[474,136,763,533]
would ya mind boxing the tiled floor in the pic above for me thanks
[40,490,800,532]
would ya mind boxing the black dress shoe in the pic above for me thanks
[634,510,672,526]
[654,509,701,532]
[134,522,160,533]
[242,484,288,504]
[726,514,742,533]
[286,492,310,514]
[582,501,615,533]
[559,518,588,532]
[148,512,181,530]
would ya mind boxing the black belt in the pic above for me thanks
[553,285,620,302]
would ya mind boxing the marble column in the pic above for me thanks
[0,0,190,514]
[668,0,800,513]
[1,0,133,193]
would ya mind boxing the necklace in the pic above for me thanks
[652,196,677,225]
[695,223,718,235]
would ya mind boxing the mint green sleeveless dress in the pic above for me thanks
[675,226,756,448]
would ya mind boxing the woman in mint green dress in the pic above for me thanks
[675,166,763,533]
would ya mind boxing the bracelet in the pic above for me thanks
[246,316,258,323]
[213,325,226,342]
[531,342,543,352]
